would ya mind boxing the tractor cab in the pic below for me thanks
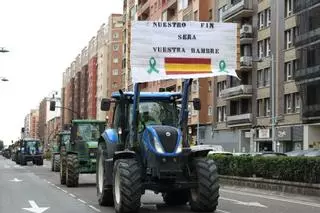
[18,138,43,165]
[21,139,41,155]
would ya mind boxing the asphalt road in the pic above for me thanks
[1,156,320,213]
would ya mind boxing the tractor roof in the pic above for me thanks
[72,119,105,124]
[23,138,40,142]
[111,92,182,101]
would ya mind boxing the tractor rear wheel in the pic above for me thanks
[60,154,66,185]
[66,154,79,187]
[162,190,189,206]
[54,154,60,172]
[189,158,219,212]
[113,159,142,213]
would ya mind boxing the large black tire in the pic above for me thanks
[36,157,44,166]
[54,154,60,172]
[20,156,27,166]
[60,154,67,185]
[162,190,189,206]
[97,143,114,206]
[189,158,219,212]
[113,159,142,213]
[66,154,79,187]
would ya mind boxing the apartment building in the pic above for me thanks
[211,0,305,152]
[88,37,98,119]
[74,54,82,119]
[29,109,39,139]
[24,114,31,138]
[294,0,320,149]
[44,116,61,150]
[38,98,47,142]
[96,23,109,120]
[80,47,89,119]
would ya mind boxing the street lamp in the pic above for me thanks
[0,47,9,53]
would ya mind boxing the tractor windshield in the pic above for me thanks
[61,134,70,145]
[23,141,40,153]
[77,124,101,141]
[129,101,179,128]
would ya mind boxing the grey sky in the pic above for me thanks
[0,0,123,145]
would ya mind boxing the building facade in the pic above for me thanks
[29,109,39,139]
[88,37,98,119]
[294,0,320,150]
[38,98,47,142]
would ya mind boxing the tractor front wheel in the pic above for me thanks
[113,159,142,213]
[189,158,219,212]
[60,154,66,185]
[66,154,79,187]
[54,154,60,172]
[97,143,114,206]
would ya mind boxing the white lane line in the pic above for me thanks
[77,198,87,204]
[55,186,62,190]
[61,189,68,193]
[220,197,267,208]
[221,189,320,208]
[216,209,231,213]
[88,205,101,212]
[69,193,76,198]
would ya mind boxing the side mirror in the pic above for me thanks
[100,98,111,111]
[193,98,201,110]
[50,101,56,111]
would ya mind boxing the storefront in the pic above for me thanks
[277,126,303,152]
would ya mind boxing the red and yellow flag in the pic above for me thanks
[164,57,212,75]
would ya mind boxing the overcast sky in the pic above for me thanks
[0,0,123,145]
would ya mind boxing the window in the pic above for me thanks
[285,0,293,17]
[285,94,292,113]
[113,44,119,51]
[112,69,119,75]
[257,99,263,116]
[285,30,292,49]
[258,40,264,58]
[265,38,271,57]
[258,11,264,29]
[285,61,292,81]
[113,57,119,64]
[264,98,271,116]
[113,32,119,39]
[112,82,117,88]
[217,6,225,22]
[209,9,213,20]
[217,106,227,122]
[266,8,271,26]
[293,93,300,113]
[217,81,227,97]
[264,68,270,86]
[257,70,264,88]
[208,105,213,116]
[208,80,212,91]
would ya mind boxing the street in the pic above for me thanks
[1,156,320,213]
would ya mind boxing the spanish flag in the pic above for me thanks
[164,57,212,75]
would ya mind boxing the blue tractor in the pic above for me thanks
[97,79,219,213]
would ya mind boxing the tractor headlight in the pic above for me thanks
[176,136,183,154]
[154,136,165,154]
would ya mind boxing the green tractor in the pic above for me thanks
[51,131,70,172]
[59,120,105,187]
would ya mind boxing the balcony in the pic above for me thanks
[294,65,320,82]
[137,1,150,19]
[164,0,177,10]
[227,113,252,127]
[222,0,253,22]
[240,25,253,45]
[220,85,252,100]
[295,28,320,47]
[302,104,320,121]
[240,56,252,70]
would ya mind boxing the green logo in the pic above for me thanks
[147,57,159,74]
[219,60,228,73]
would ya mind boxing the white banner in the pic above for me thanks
[130,21,238,83]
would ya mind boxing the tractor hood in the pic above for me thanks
[86,141,98,149]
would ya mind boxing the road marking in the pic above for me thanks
[22,200,50,213]
[9,178,23,182]
[77,198,87,204]
[220,197,267,208]
[88,205,101,212]
[61,189,68,193]
[221,189,320,208]
[216,209,231,213]
[4,165,10,168]
[69,193,76,198]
